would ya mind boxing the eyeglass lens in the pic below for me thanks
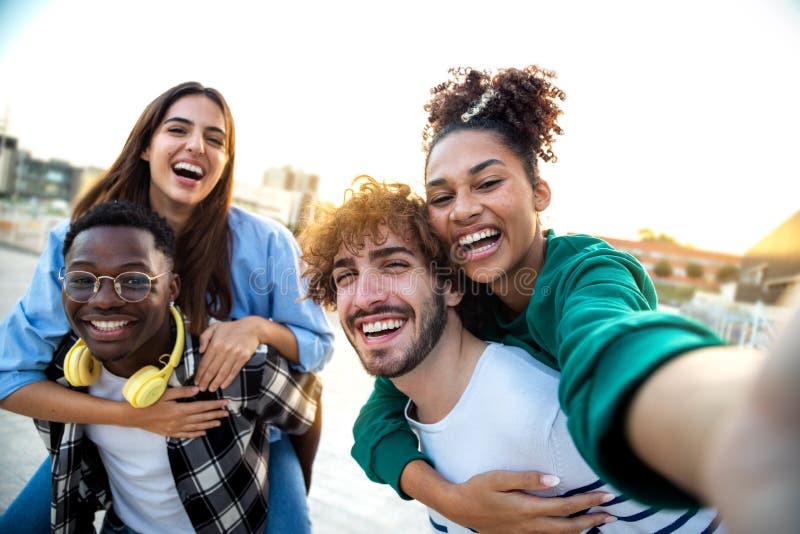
[63,272,153,303]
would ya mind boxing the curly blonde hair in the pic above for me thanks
[299,176,449,309]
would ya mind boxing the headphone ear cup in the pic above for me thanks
[64,342,101,387]
[123,365,168,408]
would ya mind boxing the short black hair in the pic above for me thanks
[63,201,176,262]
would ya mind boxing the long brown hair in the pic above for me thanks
[73,82,235,334]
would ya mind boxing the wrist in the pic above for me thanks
[253,316,273,345]
[114,401,139,427]
[401,460,458,514]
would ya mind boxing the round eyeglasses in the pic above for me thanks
[58,269,171,303]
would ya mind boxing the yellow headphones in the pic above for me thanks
[63,306,185,408]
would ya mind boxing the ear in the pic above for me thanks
[533,180,552,211]
[442,279,463,308]
[141,146,150,162]
[168,273,180,304]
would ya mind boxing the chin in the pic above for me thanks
[466,267,507,285]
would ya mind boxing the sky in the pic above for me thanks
[1,0,798,255]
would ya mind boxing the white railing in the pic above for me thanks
[680,291,791,349]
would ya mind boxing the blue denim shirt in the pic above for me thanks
[0,205,334,402]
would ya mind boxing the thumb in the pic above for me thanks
[487,470,561,491]
[198,325,215,353]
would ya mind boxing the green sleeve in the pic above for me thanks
[545,246,724,508]
[351,376,431,498]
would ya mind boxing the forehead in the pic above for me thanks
[164,94,226,128]
[426,130,519,179]
[333,230,422,265]
[66,226,164,267]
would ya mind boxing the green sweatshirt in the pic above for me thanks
[351,231,724,509]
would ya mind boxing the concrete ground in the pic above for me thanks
[0,244,429,533]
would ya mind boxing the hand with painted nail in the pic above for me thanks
[447,470,615,534]
[129,385,230,439]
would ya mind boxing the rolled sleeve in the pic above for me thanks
[228,207,334,373]
[0,223,70,399]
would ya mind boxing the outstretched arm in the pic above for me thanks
[627,305,800,534]
[625,345,763,498]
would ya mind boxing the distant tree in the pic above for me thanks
[653,259,673,278]
[716,264,740,283]
[686,262,704,279]
[638,227,679,244]
[638,227,656,241]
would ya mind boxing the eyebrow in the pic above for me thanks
[67,260,152,270]
[369,246,415,261]
[426,158,506,188]
[332,246,415,269]
[332,257,355,270]
[164,116,226,137]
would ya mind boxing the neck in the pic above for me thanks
[104,314,175,378]
[161,208,192,236]
[391,310,486,424]
[492,227,548,316]
[148,189,193,235]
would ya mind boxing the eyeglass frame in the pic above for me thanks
[58,268,172,303]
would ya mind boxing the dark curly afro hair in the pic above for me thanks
[423,66,566,184]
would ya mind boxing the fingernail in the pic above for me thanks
[190,386,199,393]
[605,516,617,523]
[541,475,560,487]
[601,493,615,503]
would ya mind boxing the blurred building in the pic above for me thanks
[14,151,80,200]
[0,134,96,206]
[597,235,742,292]
[735,211,800,305]
[0,135,17,196]
[232,165,319,231]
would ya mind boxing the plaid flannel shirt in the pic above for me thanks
[34,322,321,534]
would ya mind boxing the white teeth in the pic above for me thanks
[471,242,495,254]
[361,319,405,334]
[90,320,130,331]
[458,229,499,246]
[173,162,204,177]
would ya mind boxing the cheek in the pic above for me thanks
[426,210,450,242]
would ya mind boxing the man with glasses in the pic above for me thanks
[30,201,321,534]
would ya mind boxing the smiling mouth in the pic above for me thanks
[89,320,130,331]
[172,162,204,181]
[457,229,500,255]
[361,319,406,338]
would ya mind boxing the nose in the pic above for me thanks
[353,269,387,310]
[90,276,124,308]
[186,131,205,154]
[449,191,481,223]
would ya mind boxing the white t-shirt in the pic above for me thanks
[406,343,721,533]
[86,366,194,534]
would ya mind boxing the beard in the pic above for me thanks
[345,292,448,379]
